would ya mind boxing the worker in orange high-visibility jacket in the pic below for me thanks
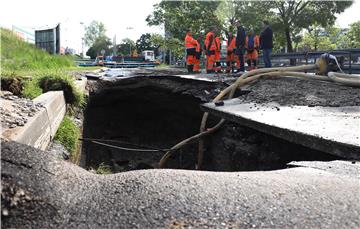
[194,34,203,73]
[245,29,260,71]
[204,27,217,73]
[214,30,222,73]
[226,31,240,73]
[185,28,199,73]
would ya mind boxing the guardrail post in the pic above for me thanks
[305,52,308,73]
[349,52,352,74]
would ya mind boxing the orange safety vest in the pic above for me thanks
[185,33,198,49]
[245,35,260,50]
[204,32,216,51]
[227,36,236,51]
[214,37,221,52]
[196,39,201,52]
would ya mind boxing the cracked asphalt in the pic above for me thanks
[1,140,360,228]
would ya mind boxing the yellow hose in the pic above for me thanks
[327,72,360,86]
[158,62,360,168]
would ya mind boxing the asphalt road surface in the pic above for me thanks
[2,140,359,228]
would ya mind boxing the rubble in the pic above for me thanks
[0,91,44,131]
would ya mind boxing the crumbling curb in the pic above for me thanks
[2,91,66,150]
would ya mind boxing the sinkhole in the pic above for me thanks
[82,78,340,173]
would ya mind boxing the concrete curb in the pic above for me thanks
[3,91,66,150]
[74,76,87,93]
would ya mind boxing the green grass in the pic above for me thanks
[155,63,169,69]
[0,28,85,107]
[68,66,102,71]
[1,28,74,74]
[22,79,42,99]
[95,163,112,175]
[54,116,80,160]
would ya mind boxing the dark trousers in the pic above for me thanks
[236,48,245,71]
[263,49,272,68]
[247,59,257,67]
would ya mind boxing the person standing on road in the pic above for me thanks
[204,27,217,73]
[235,21,246,72]
[226,31,239,73]
[245,29,260,71]
[194,34,203,73]
[214,29,222,73]
[260,20,273,68]
[184,28,199,73]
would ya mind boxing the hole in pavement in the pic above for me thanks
[82,80,341,173]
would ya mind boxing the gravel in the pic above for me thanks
[0,91,44,130]
[237,77,360,107]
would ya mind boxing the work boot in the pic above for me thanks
[187,65,194,73]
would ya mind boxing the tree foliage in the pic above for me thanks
[86,35,111,59]
[84,21,107,47]
[262,0,352,52]
[347,21,360,48]
[150,33,183,59]
[298,21,360,51]
[136,33,155,52]
[146,0,221,40]
[116,38,136,56]
[146,0,354,59]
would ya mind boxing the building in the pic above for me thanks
[12,26,35,43]
[35,24,60,54]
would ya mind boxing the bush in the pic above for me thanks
[95,163,112,174]
[54,116,80,160]
[35,70,85,107]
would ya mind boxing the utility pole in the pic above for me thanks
[80,22,85,58]
[113,35,117,56]
[126,27,134,56]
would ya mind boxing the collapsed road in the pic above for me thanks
[2,67,360,228]
[2,140,360,228]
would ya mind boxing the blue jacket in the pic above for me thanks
[260,26,273,49]
[235,26,246,49]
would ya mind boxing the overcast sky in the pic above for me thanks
[1,0,359,53]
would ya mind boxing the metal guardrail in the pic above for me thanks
[268,48,360,59]
[258,48,360,74]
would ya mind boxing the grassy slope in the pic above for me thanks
[1,29,86,162]
[0,28,86,106]
[1,28,74,75]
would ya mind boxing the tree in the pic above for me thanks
[149,33,183,61]
[267,0,352,54]
[136,33,154,52]
[215,1,269,35]
[86,35,111,59]
[146,0,222,40]
[116,38,136,56]
[297,24,359,51]
[347,21,360,48]
[84,21,107,47]
[216,1,352,54]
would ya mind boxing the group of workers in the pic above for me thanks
[185,20,273,74]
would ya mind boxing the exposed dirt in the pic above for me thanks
[82,75,341,172]
[238,77,360,107]
[1,77,24,95]
[83,76,223,171]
